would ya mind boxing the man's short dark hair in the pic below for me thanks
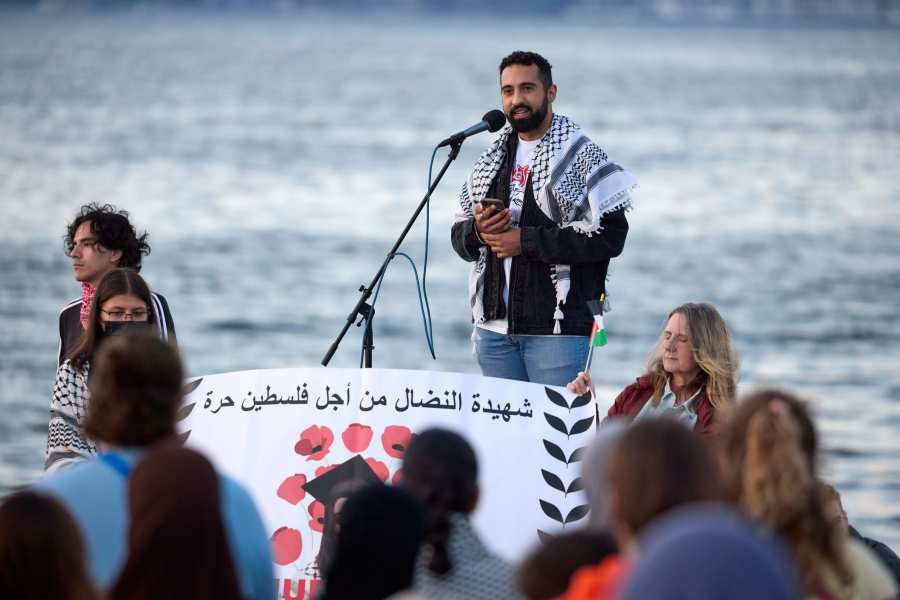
[64,203,150,271]
[499,51,553,88]
[84,333,183,447]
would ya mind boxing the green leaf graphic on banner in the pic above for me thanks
[537,529,554,545]
[567,447,584,465]
[176,430,191,444]
[544,387,569,410]
[544,413,568,436]
[543,440,567,463]
[570,393,591,409]
[566,478,584,494]
[540,499,564,524]
[175,402,195,422]
[568,415,595,436]
[565,504,589,524]
[541,469,566,493]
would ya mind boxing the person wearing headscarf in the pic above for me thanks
[111,445,242,600]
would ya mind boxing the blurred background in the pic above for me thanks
[1,0,898,550]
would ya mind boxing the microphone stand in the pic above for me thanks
[321,140,464,368]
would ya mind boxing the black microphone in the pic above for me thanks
[437,110,507,148]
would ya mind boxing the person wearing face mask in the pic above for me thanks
[45,268,158,473]
[569,303,738,435]
[35,334,275,600]
[451,51,637,386]
[59,203,175,366]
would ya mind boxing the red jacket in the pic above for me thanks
[602,375,718,435]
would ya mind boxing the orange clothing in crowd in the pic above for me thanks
[556,555,630,600]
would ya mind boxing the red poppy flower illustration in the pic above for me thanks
[308,500,326,532]
[381,425,413,458]
[315,464,338,477]
[342,423,373,453]
[391,469,404,486]
[294,425,334,461]
[276,474,307,505]
[271,527,302,565]
[365,457,389,482]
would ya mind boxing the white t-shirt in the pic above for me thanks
[480,137,541,334]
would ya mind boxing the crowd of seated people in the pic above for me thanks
[2,296,899,600]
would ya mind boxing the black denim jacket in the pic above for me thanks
[451,134,629,336]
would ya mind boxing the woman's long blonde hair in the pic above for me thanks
[722,389,853,599]
[646,302,738,410]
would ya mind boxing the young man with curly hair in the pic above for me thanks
[58,203,175,364]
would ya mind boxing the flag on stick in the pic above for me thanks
[586,298,607,348]
[590,314,607,347]
[583,295,607,375]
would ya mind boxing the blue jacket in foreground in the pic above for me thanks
[33,448,274,600]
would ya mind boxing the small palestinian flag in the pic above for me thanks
[586,299,608,347]
[590,315,607,347]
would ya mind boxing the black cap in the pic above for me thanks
[302,455,383,505]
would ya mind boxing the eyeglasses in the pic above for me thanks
[101,309,149,321]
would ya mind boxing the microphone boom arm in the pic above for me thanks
[321,141,464,367]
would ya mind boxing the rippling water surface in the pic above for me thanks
[1,12,898,550]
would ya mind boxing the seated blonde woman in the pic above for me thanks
[721,389,897,600]
[569,302,738,435]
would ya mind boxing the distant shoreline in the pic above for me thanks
[2,2,898,30]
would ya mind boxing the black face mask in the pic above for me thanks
[103,320,153,337]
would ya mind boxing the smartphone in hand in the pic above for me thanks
[479,198,505,213]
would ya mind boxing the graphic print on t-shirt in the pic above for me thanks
[508,138,540,226]
[478,136,541,335]
[511,164,531,195]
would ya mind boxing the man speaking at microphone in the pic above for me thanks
[451,51,637,386]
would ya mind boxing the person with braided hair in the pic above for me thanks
[721,389,897,600]
[400,428,522,600]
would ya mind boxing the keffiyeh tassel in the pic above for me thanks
[551,265,571,334]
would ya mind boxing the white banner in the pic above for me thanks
[178,368,597,599]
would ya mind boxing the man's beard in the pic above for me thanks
[506,94,549,134]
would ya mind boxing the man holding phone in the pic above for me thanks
[451,51,637,386]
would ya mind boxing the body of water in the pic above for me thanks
[1,11,898,550]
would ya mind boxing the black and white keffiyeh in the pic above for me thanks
[455,113,637,332]
[45,359,96,473]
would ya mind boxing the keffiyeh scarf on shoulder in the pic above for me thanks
[80,282,95,330]
[45,360,96,473]
[455,114,637,333]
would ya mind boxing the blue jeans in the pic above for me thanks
[472,327,590,387]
